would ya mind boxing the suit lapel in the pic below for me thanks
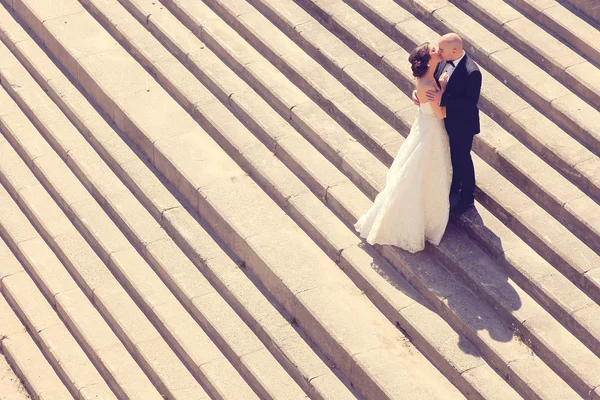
[445,54,468,92]
[434,60,446,89]
[435,60,447,80]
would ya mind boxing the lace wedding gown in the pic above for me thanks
[355,102,452,253]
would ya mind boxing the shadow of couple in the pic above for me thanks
[363,205,521,358]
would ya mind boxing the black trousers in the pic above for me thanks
[449,133,476,203]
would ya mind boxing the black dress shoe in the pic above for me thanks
[450,200,474,215]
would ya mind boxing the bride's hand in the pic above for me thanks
[439,71,449,90]
[426,85,442,104]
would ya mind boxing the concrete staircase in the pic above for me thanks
[0,0,597,398]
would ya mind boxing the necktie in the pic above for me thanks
[448,60,455,67]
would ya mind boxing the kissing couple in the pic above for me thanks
[355,33,482,253]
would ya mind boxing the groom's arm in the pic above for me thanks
[440,70,482,108]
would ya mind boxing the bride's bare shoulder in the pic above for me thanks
[415,78,437,91]
[415,79,436,104]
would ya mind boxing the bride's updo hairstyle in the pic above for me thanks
[409,42,431,78]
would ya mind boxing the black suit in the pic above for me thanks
[435,54,482,204]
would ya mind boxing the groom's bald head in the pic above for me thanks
[438,33,463,61]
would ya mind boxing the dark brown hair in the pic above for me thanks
[408,42,431,78]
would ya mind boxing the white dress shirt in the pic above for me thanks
[441,51,466,81]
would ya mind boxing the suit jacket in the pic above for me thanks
[435,54,482,136]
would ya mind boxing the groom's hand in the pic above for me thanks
[412,90,420,106]
[426,88,442,104]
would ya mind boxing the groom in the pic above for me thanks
[413,33,482,215]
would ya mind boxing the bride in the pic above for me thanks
[355,42,452,253]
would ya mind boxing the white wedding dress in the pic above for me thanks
[355,102,452,253]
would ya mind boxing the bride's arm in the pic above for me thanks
[430,102,446,120]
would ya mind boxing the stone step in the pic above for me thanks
[447,0,600,108]
[495,0,600,65]
[0,5,358,400]
[0,223,117,400]
[78,1,527,398]
[0,30,272,400]
[12,1,481,398]
[0,262,72,400]
[139,0,600,352]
